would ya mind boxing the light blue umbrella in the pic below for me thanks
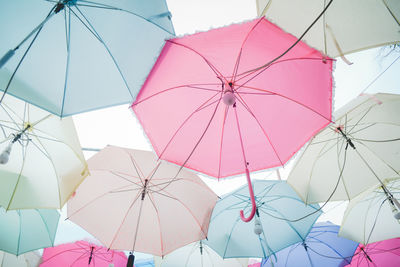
[0,0,174,117]
[261,222,359,267]
[204,180,321,259]
[0,207,59,255]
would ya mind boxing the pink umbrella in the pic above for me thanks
[132,17,333,221]
[345,238,400,267]
[40,240,127,267]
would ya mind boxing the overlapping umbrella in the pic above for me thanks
[132,17,333,222]
[262,222,359,267]
[339,177,400,244]
[0,250,41,267]
[204,180,321,258]
[154,240,249,267]
[0,92,88,210]
[0,0,175,117]
[0,207,59,255]
[257,0,400,60]
[345,238,400,266]
[67,145,218,260]
[288,93,400,204]
[40,240,127,267]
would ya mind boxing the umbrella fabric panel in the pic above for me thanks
[339,178,400,244]
[0,208,59,255]
[68,146,218,256]
[133,18,333,178]
[0,94,88,209]
[0,0,174,117]
[257,0,400,57]
[288,93,400,204]
[204,180,321,258]
[40,240,127,267]
[262,222,359,267]
[345,238,400,267]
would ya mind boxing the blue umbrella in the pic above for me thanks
[204,180,321,259]
[0,0,174,117]
[261,222,359,267]
[0,207,60,255]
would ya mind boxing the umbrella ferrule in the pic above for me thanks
[88,246,94,264]
[302,242,308,251]
[54,3,65,13]
[12,124,31,143]
[141,179,149,200]
[336,127,355,149]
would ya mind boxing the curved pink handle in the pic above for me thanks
[240,168,256,222]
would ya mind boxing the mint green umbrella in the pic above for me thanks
[0,207,59,255]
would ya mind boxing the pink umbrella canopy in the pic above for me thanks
[345,238,400,267]
[40,240,127,267]
[132,17,333,221]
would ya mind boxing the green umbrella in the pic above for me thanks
[0,207,59,255]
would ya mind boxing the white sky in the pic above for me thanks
[55,0,400,261]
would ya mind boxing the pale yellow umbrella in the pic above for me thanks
[256,0,400,60]
[0,91,88,210]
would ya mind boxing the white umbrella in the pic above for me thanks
[288,93,400,204]
[154,241,248,267]
[0,92,88,210]
[0,250,41,267]
[256,0,400,59]
[339,177,400,244]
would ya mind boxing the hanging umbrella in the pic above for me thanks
[67,145,218,261]
[0,207,59,256]
[0,93,88,210]
[0,0,174,117]
[345,238,400,267]
[0,250,41,267]
[203,180,321,259]
[287,93,400,205]
[154,240,249,267]
[339,177,400,244]
[256,0,400,60]
[40,240,127,267]
[261,222,359,267]
[131,17,333,222]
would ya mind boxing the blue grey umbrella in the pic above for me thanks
[0,0,174,117]
[262,222,359,267]
[204,180,322,259]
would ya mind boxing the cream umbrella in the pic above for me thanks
[287,93,400,204]
[0,91,88,210]
[256,0,400,60]
[154,241,249,267]
[0,250,41,267]
[339,177,400,244]
[67,145,218,264]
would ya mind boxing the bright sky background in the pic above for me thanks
[54,0,400,261]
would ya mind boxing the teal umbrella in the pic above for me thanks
[0,207,59,255]
[204,180,321,259]
[0,0,174,117]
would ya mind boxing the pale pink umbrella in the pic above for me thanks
[345,238,400,266]
[40,240,127,267]
[67,145,218,262]
[132,17,333,222]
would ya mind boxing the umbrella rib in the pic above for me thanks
[132,84,221,106]
[307,236,353,262]
[16,210,22,255]
[335,132,352,200]
[231,18,264,82]
[234,94,284,166]
[380,0,400,26]
[148,189,209,238]
[222,216,244,258]
[146,192,166,256]
[70,251,91,267]
[217,105,229,178]
[6,140,28,210]
[157,91,221,161]
[72,0,175,35]
[69,6,135,100]
[40,248,87,264]
[166,40,226,80]
[36,210,57,248]
[60,7,72,117]
[66,183,137,219]
[0,103,24,131]
[237,84,332,122]
[345,105,374,135]
[108,190,142,249]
